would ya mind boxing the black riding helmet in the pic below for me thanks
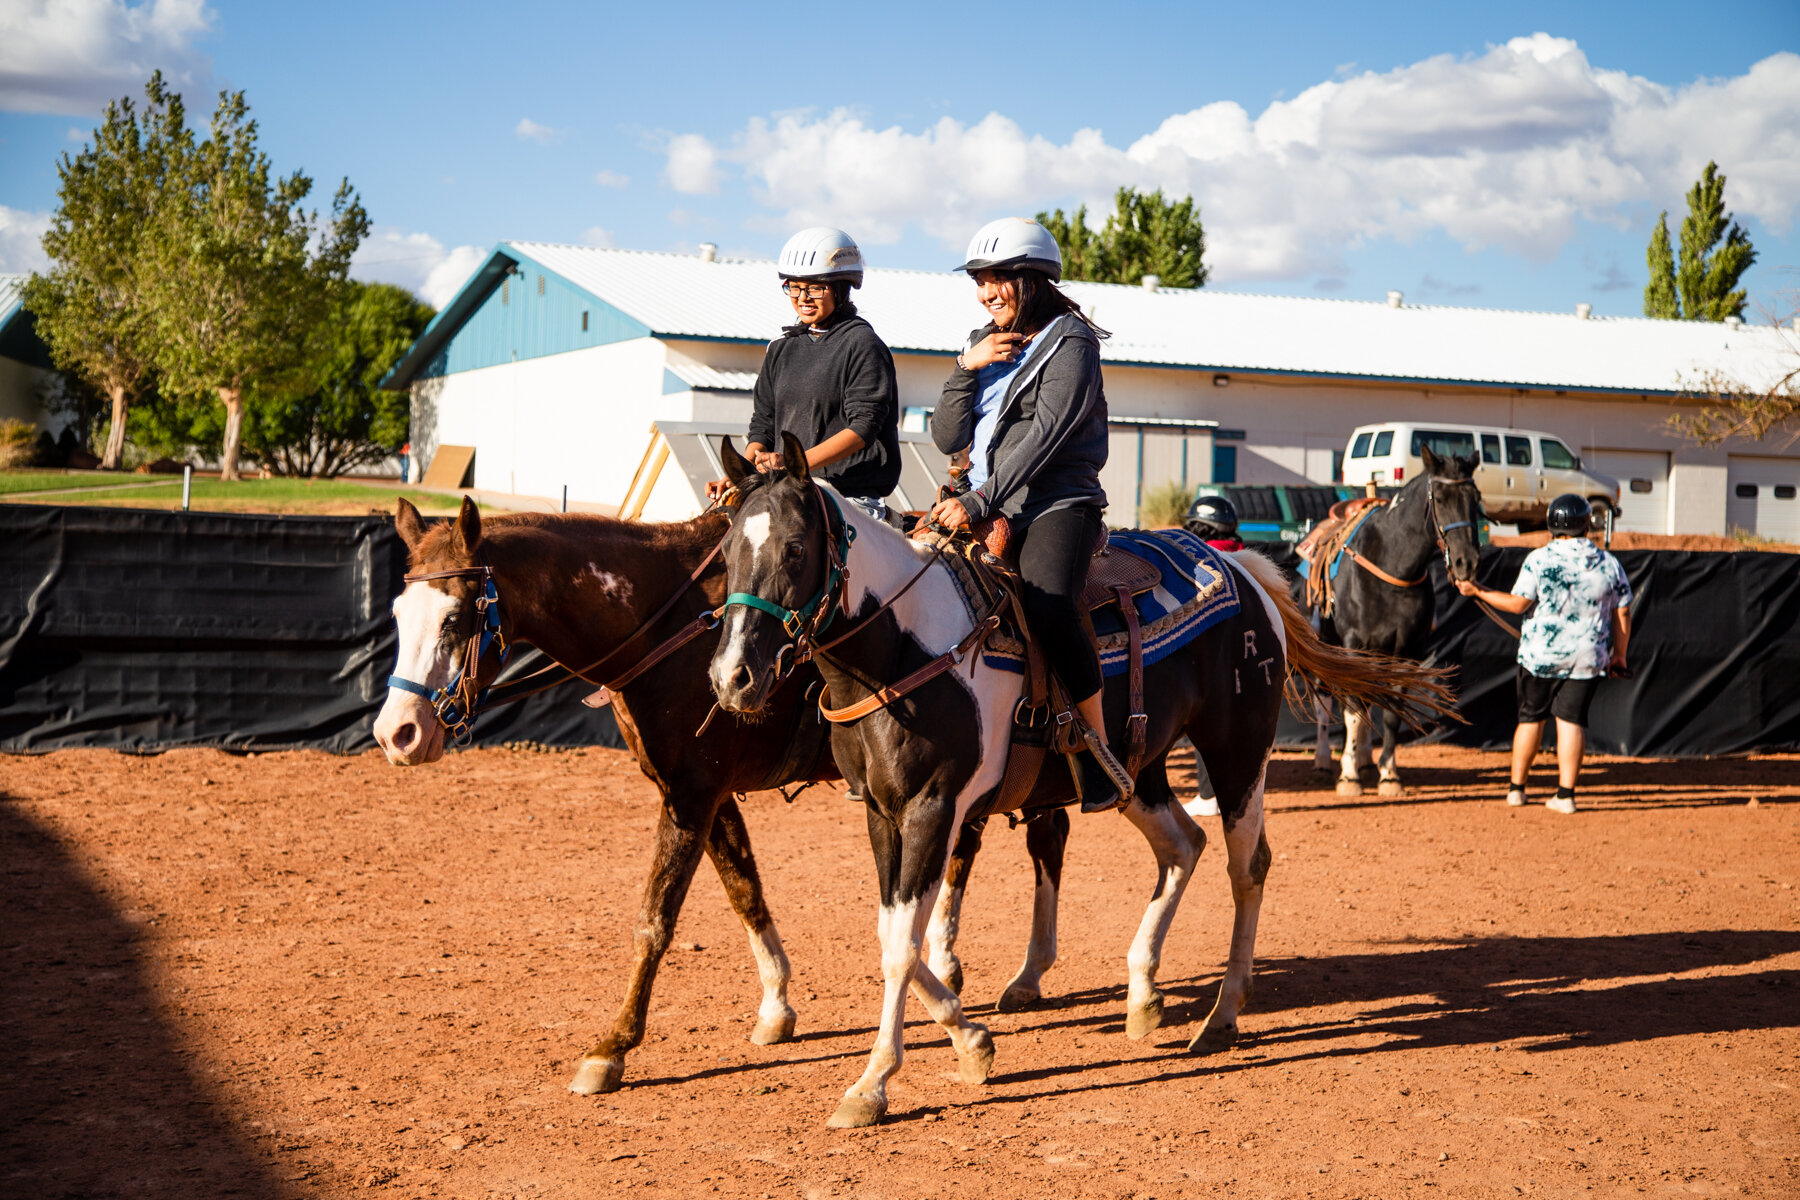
[1184,494,1239,537]
[1546,493,1592,536]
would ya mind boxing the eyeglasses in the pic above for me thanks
[781,282,832,299]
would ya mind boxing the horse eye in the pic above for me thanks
[785,541,805,560]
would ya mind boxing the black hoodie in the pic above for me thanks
[746,314,901,499]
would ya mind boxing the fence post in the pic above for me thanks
[181,465,192,512]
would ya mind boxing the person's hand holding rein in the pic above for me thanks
[927,495,972,530]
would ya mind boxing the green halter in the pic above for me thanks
[723,486,856,651]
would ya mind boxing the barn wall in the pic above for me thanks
[0,354,49,428]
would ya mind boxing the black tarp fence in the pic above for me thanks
[1263,544,1800,756]
[1,505,1795,757]
[0,505,621,753]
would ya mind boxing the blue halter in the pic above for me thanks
[387,566,511,746]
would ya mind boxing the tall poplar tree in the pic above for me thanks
[141,88,367,480]
[1642,162,1757,321]
[23,72,188,468]
[1037,187,1208,288]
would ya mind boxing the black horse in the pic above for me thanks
[1312,444,1483,795]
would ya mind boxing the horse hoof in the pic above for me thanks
[996,985,1040,1013]
[1186,1022,1238,1056]
[567,1056,624,1095]
[1335,779,1364,797]
[1126,991,1166,1040]
[749,1010,796,1045]
[827,1096,886,1128]
[959,1024,996,1085]
[1377,779,1405,798]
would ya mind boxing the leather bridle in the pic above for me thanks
[1348,474,1480,589]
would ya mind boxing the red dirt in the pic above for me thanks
[4,744,1797,1199]
[1490,531,1799,553]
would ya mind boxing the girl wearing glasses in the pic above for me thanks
[712,227,901,521]
[927,217,1126,813]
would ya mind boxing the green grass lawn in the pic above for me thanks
[0,470,480,515]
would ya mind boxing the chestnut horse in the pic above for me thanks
[371,497,1071,1095]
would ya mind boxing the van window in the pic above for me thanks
[1351,432,1371,459]
[1540,438,1577,470]
[1481,434,1501,464]
[1409,429,1477,460]
[1504,436,1532,466]
[1372,430,1393,457]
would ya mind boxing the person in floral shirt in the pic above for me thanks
[1454,494,1632,814]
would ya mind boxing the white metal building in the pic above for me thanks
[0,275,54,431]
[384,243,1799,538]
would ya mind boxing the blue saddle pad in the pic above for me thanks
[980,527,1244,678]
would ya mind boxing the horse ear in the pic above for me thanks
[451,495,482,558]
[1420,444,1443,476]
[780,431,811,482]
[395,497,426,549]
[1456,451,1480,477]
[719,435,753,486]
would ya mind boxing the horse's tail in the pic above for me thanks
[1228,548,1464,729]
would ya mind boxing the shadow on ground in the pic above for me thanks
[0,797,289,1200]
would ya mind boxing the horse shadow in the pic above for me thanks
[974,928,1800,1098]
[0,795,289,1199]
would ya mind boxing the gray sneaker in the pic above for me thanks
[1546,795,1577,814]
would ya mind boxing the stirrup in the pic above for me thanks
[1070,727,1134,813]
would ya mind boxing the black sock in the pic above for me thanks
[1508,780,1526,791]
[1555,786,1575,800]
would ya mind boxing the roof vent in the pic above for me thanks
[1576,302,1592,320]
[1141,274,1160,291]
[1723,314,1743,330]
[699,242,718,263]
[1386,290,1403,308]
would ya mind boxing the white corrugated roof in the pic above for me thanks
[507,242,1794,396]
[0,274,25,324]
[663,360,757,392]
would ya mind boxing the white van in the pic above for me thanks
[1342,422,1621,529]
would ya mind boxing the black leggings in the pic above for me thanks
[1015,504,1104,702]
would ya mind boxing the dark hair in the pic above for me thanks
[826,279,858,324]
[995,269,1109,339]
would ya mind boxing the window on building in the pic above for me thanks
[1372,430,1393,457]
[1539,439,1578,470]
[1350,432,1371,459]
[537,274,545,295]
[501,279,509,305]
[581,310,589,332]
[1776,485,1797,500]
[1481,434,1501,464]
[1212,445,1238,484]
[1630,478,1654,494]
[1504,436,1532,466]
[1331,450,1344,483]
[1410,430,1478,459]
[1736,483,1759,498]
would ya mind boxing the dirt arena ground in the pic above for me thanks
[4,743,1796,1200]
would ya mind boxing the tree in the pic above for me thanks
[1643,162,1757,321]
[22,72,189,468]
[1036,187,1208,288]
[140,88,367,480]
[1668,292,1800,446]
[243,281,433,478]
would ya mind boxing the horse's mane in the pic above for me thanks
[410,507,727,569]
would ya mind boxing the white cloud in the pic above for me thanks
[593,168,629,189]
[580,226,615,247]
[0,206,53,273]
[664,133,720,194]
[665,36,1800,283]
[515,117,558,145]
[350,226,486,309]
[0,0,213,116]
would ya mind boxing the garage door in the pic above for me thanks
[1583,448,1670,535]
[1726,456,1800,543]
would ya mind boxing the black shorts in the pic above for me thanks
[1516,668,1601,727]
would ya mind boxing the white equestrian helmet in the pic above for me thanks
[777,226,865,287]
[958,216,1063,282]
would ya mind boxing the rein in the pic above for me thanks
[1348,475,1477,590]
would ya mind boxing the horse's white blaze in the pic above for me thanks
[742,511,772,559]
[373,582,459,764]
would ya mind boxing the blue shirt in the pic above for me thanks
[966,333,1052,491]
[1512,537,1633,679]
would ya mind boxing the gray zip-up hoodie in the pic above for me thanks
[931,313,1108,525]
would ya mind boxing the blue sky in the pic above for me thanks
[3,1,1797,318]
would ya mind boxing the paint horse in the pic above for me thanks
[1305,445,1483,796]
[374,497,846,1096]
[709,434,1457,1127]
[371,497,1076,1096]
